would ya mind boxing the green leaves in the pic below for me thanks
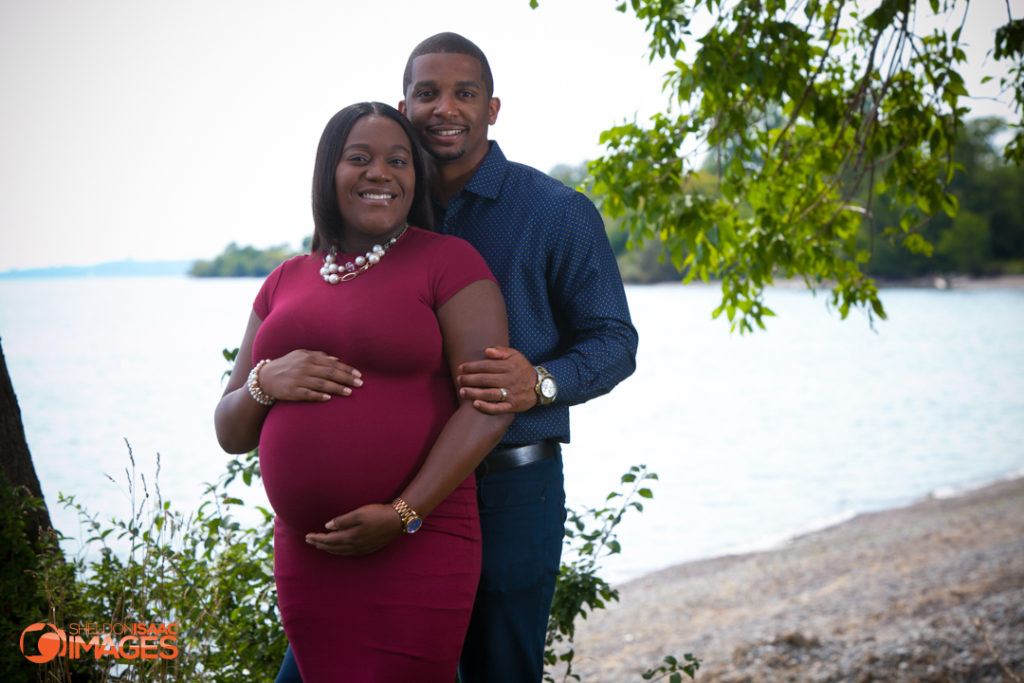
[44,440,285,681]
[863,0,909,32]
[545,464,664,681]
[994,19,1024,165]
[585,0,1016,331]
[994,18,1024,60]
[641,653,702,681]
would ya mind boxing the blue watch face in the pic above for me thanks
[406,517,423,534]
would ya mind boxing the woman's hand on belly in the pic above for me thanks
[260,350,363,402]
[304,503,403,556]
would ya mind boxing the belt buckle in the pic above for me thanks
[475,455,492,479]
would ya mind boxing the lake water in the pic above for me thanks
[1,277,1022,583]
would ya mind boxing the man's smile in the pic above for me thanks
[428,125,466,138]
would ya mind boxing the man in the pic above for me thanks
[401,33,637,683]
[276,33,637,682]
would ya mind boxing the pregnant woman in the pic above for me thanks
[215,102,511,682]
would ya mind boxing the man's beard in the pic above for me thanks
[428,146,466,163]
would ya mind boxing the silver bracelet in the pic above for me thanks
[246,359,276,405]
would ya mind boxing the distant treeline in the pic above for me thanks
[863,118,1024,278]
[194,118,1024,282]
[189,242,300,278]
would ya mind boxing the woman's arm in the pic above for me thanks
[305,278,512,555]
[214,310,366,454]
[215,312,271,453]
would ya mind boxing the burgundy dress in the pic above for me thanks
[251,228,495,682]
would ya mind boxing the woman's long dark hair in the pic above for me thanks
[310,102,434,252]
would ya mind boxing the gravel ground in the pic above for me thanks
[549,478,1024,682]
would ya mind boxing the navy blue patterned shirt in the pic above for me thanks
[434,142,638,445]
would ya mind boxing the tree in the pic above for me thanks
[0,337,52,542]
[860,116,1024,277]
[0,338,59,680]
[533,0,1024,331]
[936,210,990,274]
[189,242,298,278]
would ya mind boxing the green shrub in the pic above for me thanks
[35,442,284,682]
[0,469,54,681]
[545,465,699,682]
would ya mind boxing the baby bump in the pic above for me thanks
[258,399,439,533]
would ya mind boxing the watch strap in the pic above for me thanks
[534,365,557,405]
[391,497,422,534]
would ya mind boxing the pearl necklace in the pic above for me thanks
[320,225,408,284]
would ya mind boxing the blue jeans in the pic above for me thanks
[274,645,300,683]
[458,450,566,683]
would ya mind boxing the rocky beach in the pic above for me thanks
[555,477,1024,682]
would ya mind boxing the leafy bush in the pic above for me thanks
[0,469,58,681]
[33,442,284,682]
[545,465,699,682]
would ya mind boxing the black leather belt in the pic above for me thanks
[476,440,558,478]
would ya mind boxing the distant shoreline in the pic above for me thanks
[0,259,192,279]
[766,273,1024,291]
[4,262,1024,291]
[875,273,1024,290]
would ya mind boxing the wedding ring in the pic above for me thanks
[499,388,508,402]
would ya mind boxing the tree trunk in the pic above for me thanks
[0,336,53,542]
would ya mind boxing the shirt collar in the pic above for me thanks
[460,141,507,201]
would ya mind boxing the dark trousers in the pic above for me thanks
[274,450,566,683]
[458,449,566,683]
[274,645,300,683]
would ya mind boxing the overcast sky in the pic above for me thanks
[0,0,1020,271]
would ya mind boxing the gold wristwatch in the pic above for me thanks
[391,497,423,534]
[534,365,557,406]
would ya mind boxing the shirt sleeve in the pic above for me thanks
[429,235,499,309]
[252,261,288,320]
[543,191,639,406]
